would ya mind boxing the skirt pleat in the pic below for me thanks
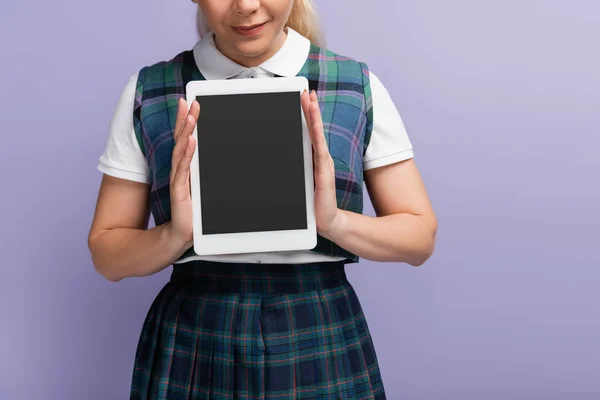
[130,261,386,399]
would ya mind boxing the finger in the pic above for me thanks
[309,100,328,163]
[174,98,189,142]
[171,113,196,178]
[308,91,324,145]
[300,90,313,142]
[173,135,196,188]
[309,104,333,178]
[302,91,332,176]
[183,100,200,138]
[171,98,191,178]
[175,101,199,166]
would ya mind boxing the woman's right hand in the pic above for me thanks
[168,98,201,250]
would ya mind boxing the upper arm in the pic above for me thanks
[365,159,437,232]
[89,72,153,244]
[88,175,151,245]
[363,71,436,231]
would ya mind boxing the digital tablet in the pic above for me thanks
[185,76,316,256]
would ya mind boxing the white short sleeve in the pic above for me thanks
[97,73,151,184]
[363,72,414,170]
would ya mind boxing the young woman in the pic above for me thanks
[89,0,437,398]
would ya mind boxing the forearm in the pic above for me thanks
[89,222,190,282]
[323,210,436,265]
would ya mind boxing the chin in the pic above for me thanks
[228,23,283,56]
[233,40,271,57]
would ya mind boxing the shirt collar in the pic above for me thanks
[192,27,310,80]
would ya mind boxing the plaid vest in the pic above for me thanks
[133,44,373,263]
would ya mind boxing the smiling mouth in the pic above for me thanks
[233,22,267,31]
[231,22,267,37]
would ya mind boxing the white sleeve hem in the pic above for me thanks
[97,161,151,184]
[96,72,151,184]
[365,71,414,167]
[363,149,414,170]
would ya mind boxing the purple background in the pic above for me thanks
[1,0,599,398]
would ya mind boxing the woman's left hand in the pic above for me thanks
[301,90,341,238]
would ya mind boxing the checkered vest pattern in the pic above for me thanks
[133,44,373,263]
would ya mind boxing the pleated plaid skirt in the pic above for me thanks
[130,260,386,399]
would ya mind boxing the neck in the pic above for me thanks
[214,28,288,68]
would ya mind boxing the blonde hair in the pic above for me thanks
[286,0,325,46]
[195,0,325,47]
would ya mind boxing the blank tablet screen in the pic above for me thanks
[195,92,307,235]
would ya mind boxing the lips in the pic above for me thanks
[232,22,267,36]
[233,22,266,31]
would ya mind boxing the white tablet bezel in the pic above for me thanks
[185,76,316,256]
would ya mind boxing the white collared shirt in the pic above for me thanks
[98,28,414,264]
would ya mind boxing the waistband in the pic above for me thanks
[170,260,348,294]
